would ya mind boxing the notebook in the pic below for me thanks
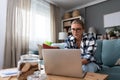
[42,49,86,78]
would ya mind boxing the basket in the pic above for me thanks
[64,21,71,26]
[63,12,71,19]
[72,10,80,17]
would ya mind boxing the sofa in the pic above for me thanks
[95,39,120,80]
[37,39,120,80]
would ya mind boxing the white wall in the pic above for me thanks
[0,0,7,69]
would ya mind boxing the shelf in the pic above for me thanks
[62,16,82,22]
[61,16,84,36]
[63,26,71,28]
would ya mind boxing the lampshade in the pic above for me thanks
[59,32,67,40]
[88,27,96,33]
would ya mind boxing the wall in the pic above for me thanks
[61,0,120,34]
[85,0,120,34]
[0,0,7,69]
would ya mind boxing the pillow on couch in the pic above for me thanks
[43,44,59,49]
[115,58,120,65]
[102,39,120,67]
[51,43,66,49]
[44,41,52,46]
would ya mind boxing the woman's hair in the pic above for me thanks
[71,19,84,29]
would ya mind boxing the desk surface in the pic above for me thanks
[0,76,17,80]
[47,75,83,80]
[0,72,108,80]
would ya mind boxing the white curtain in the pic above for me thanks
[29,0,51,50]
[50,4,57,43]
[50,4,61,43]
[4,0,31,68]
[4,0,60,68]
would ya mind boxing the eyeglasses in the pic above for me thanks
[71,28,82,32]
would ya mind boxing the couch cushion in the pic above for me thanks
[95,40,103,65]
[102,39,120,67]
[97,66,120,80]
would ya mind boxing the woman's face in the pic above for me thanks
[71,23,84,39]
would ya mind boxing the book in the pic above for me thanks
[0,68,18,77]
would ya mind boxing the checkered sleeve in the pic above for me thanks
[65,37,70,49]
[64,35,78,49]
[81,33,97,62]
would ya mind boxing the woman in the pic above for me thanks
[65,19,101,72]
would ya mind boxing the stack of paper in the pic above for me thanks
[0,68,18,77]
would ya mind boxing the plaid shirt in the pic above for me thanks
[65,33,97,62]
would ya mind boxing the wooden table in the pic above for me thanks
[0,68,17,80]
[84,72,108,80]
[0,76,17,80]
[47,72,108,80]
[47,75,83,80]
[0,72,108,80]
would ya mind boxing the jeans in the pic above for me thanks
[82,62,99,72]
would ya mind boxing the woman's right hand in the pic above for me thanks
[81,58,89,65]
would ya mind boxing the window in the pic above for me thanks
[29,0,51,50]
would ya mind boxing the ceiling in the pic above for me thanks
[45,0,107,11]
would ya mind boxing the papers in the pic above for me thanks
[0,68,18,77]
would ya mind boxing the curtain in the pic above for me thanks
[50,4,61,43]
[4,0,31,68]
[4,0,61,68]
[29,0,51,51]
[50,4,56,43]
[29,1,61,51]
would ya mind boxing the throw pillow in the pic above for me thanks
[38,44,43,60]
[44,41,52,46]
[51,43,66,49]
[115,58,120,65]
[43,44,59,49]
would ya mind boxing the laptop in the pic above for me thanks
[42,49,86,78]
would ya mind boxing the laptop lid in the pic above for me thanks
[42,49,84,78]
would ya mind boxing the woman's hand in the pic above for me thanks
[81,58,89,65]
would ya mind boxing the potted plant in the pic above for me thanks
[108,30,117,39]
